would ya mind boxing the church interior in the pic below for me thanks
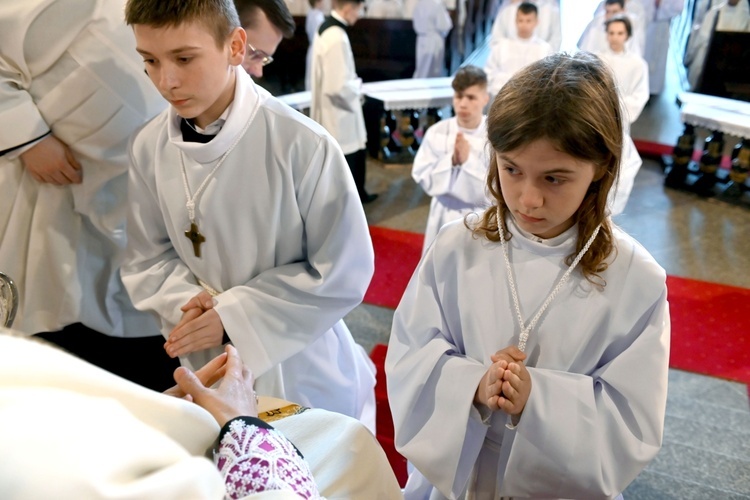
[1,0,748,497]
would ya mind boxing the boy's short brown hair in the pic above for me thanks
[452,65,488,93]
[125,0,241,47]
[517,2,538,17]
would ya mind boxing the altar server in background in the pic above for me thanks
[412,65,491,255]
[490,0,562,50]
[485,2,553,96]
[310,0,379,203]
[598,15,649,215]
[121,0,377,430]
[387,52,669,499]
[579,0,645,55]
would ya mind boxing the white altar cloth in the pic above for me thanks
[277,77,455,112]
[363,77,454,110]
[678,92,750,139]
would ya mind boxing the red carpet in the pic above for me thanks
[364,226,425,309]
[364,226,750,385]
[665,275,750,384]
[370,343,409,487]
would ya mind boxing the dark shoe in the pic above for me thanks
[360,192,379,204]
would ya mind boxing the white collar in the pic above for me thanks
[456,115,486,133]
[506,213,577,256]
[604,46,629,56]
[168,67,261,164]
[190,104,232,136]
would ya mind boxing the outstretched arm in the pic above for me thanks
[174,345,320,499]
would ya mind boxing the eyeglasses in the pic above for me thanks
[246,43,273,66]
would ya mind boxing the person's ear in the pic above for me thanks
[228,27,247,65]
[593,163,609,182]
[482,90,491,107]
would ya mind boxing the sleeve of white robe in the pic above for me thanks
[124,131,374,377]
[0,333,316,500]
[272,408,404,498]
[0,0,92,151]
[412,121,488,204]
[386,239,492,498]
[0,389,230,500]
[412,125,453,195]
[213,134,374,377]
[0,332,225,499]
[318,28,361,113]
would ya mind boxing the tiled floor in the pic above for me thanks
[340,2,750,497]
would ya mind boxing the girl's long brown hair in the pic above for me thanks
[473,52,623,285]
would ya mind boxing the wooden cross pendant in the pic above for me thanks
[184,222,206,258]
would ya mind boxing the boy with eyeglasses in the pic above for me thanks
[235,0,296,78]
[121,0,378,430]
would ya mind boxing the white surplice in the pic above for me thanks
[412,0,453,78]
[0,331,403,499]
[599,47,649,215]
[599,47,649,125]
[0,0,166,336]
[411,117,490,254]
[484,35,553,95]
[310,13,367,155]
[386,217,670,499]
[122,67,376,427]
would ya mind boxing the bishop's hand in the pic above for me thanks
[174,344,259,427]
[164,349,228,399]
